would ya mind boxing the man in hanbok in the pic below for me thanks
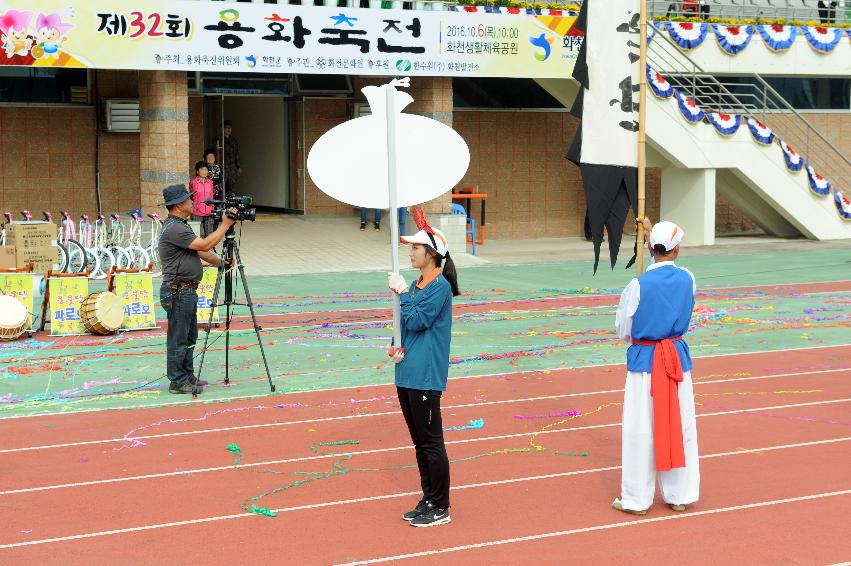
[612,218,700,515]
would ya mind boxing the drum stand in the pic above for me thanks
[197,227,276,393]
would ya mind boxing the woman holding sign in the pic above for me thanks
[387,210,461,528]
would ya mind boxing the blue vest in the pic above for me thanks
[627,264,694,373]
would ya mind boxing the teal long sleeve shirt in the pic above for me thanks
[394,273,453,391]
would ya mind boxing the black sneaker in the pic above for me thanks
[402,499,430,522]
[409,504,450,527]
[169,382,202,395]
[359,222,367,231]
[374,223,380,232]
[189,375,209,387]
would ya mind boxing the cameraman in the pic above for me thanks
[159,184,236,395]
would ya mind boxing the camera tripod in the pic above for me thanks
[197,226,276,392]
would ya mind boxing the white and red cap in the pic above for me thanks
[401,227,449,257]
[649,221,685,252]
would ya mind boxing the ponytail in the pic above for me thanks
[439,252,461,297]
[425,245,461,297]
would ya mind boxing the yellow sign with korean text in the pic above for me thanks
[0,274,36,330]
[113,272,157,330]
[0,1,580,79]
[48,277,89,336]
[197,268,220,324]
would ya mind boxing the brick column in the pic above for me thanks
[139,71,190,213]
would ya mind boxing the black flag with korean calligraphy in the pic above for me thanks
[566,0,640,273]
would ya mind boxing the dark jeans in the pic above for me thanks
[360,208,407,235]
[160,283,198,386]
[397,386,450,509]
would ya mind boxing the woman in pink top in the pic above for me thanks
[190,161,215,237]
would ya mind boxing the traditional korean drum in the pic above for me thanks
[80,291,124,335]
[0,295,28,341]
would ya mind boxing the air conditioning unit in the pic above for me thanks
[103,99,140,132]
[70,86,89,104]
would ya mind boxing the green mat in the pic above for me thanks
[1,247,849,417]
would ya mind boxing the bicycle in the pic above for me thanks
[0,212,12,246]
[58,211,88,274]
[38,211,70,273]
[107,213,132,270]
[96,213,129,272]
[79,214,116,280]
[125,211,151,271]
[145,212,164,277]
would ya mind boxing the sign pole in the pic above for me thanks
[386,85,402,347]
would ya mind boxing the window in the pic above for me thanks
[720,76,850,111]
[0,68,89,104]
[200,72,289,95]
[453,78,563,109]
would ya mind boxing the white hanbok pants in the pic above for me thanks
[616,370,700,511]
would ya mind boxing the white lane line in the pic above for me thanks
[2,399,849,497]
[0,436,848,550]
[2,342,848,422]
[2,367,848,454]
[346,489,851,564]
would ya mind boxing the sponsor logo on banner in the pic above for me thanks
[0,274,36,330]
[0,0,581,78]
[113,272,157,330]
[197,268,220,324]
[49,277,88,336]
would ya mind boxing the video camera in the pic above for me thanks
[206,195,257,222]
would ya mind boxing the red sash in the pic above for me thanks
[632,336,686,472]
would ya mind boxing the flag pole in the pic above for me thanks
[386,85,402,348]
[636,0,648,275]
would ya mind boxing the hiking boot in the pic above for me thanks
[612,500,647,516]
[410,503,450,527]
[169,381,202,395]
[402,499,430,522]
[189,375,209,387]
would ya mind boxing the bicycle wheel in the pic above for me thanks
[64,239,88,274]
[110,246,131,270]
[85,249,101,280]
[127,245,150,271]
[146,246,162,278]
[94,248,116,280]
[55,243,69,273]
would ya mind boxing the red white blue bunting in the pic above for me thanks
[664,21,708,50]
[448,5,577,15]
[647,66,673,99]
[801,26,842,53]
[779,139,804,172]
[757,24,798,52]
[707,112,742,136]
[745,117,775,145]
[675,89,704,123]
[835,191,851,219]
[712,24,755,55]
[805,162,831,196]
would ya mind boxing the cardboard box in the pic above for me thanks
[7,223,57,249]
[16,245,59,271]
[0,246,16,269]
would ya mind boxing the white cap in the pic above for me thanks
[401,227,449,257]
[649,221,684,252]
